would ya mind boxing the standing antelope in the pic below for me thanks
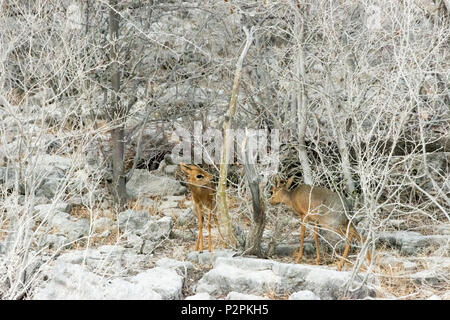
[178,163,216,252]
[269,176,371,271]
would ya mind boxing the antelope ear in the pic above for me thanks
[273,175,280,187]
[179,162,190,172]
[286,176,295,189]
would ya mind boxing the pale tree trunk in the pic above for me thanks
[241,134,266,257]
[324,73,356,195]
[109,0,127,207]
[216,26,254,248]
[293,11,313,185]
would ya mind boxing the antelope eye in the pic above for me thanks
[196,174,204,179]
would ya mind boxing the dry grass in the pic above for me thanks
[71,229,122,250]
[126,198,146,212]
[372,246,450,299]
[70,205,93,220]
[377,263,421,299]
[127,196,162,216]
[59,204,122,249]
[260,279,292,300]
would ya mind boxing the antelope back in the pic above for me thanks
[270,176,350,227]
[291,185,350,226]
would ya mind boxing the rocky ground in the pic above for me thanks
[1,159,447,300]
[0,0,448,301]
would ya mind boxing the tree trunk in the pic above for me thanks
[216,26,254,248]
[324,73,355,195]
[242,134,266,257]
[293,10,313,185]
[109,0,127,207]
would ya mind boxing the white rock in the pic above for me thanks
[34,263,104,300]
[135,197,157,208]
[185,292,214,300]
[126,169,186,199]
[141,241,157,255]
[124,233,144,252]
[289,290,321,300]
[195,257,376,300]
[435,223,450,235]
[33,263,183,300]
[133,267,184,300]
[164,164,178,175]
[226,292,268,300]
[141,216,173,241]
[50,212,71,227]
[385,219,405,229]
[161,208,184,218]
[55,245,151,276]
[106,277,162,300]
[170,229,196,241]
[196,261,280,297]
[409,269,445,285]
[177,207,196,227]
[186,249,237,265]
[377,231,449,255]
[163,196,185,202]
[100,230,111,238]
[67,196,83,206]
[28,155,73,199]
[155,258,193,275]
[118,210,150,232]
[402,261,419,271]
[374,255,418,272]
[38,234,70,249]
[34,202,71,221]
[159,201,179,210]
[30,154,73,171]
[93,217,114,232]
[66,219,90,241]
[43,211,89,241]
[118,213,173,247]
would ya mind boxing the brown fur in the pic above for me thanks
[269,176,371,271]
[179,163,216,252]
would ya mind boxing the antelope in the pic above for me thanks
[269,176,371,271]
[178,163,217,252]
